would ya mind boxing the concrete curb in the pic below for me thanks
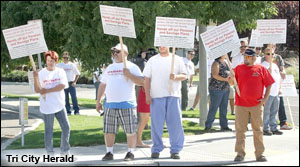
[1,119,44,151]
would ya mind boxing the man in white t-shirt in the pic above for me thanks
[143,46,187,159]
[181,49,195,110]
[261,47,283,136]
[56,51,80,115]
[96,43,144,161]
[33,50,70,156]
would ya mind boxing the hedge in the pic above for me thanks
[2,70,93,84]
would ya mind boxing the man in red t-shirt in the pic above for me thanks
[229,49,274,162]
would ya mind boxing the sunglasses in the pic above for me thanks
[266,53,274,56]
[63,57,69,59]
[113,50,121,54]
[256,48,261,50]
[243,55,253,59]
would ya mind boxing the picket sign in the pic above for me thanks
[154,16,196,94]
[100,5,137,81]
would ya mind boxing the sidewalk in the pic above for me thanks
[1,98,299,166]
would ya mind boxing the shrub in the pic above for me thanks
[2,70,28,82]
[2,70,94,84]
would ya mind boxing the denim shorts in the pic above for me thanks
[103,108,138,134]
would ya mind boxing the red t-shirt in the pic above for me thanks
[234,64,275,107]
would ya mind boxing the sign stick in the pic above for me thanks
[29,55,46,100]
[119,36,128,81]
[225,54,241,96]
[286,97,296,131]
[119,36,127,68]
[169,47,176,94]
[267,43,275,74]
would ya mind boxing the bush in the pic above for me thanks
[77,71,93,84]
[2,70,94,84]
[286,67,299,89]
[2,70,28,82]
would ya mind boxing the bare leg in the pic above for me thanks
[127,134,137,148]
[137,112,150,147]
[105,133,115,147]
[192,94,200,109]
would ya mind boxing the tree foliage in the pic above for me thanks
[273,1,299,51]
[1,1,277,74]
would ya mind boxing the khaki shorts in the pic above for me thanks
[229,86,235,99]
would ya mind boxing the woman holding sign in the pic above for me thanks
[33,51,71,156]
[205,54,232,131]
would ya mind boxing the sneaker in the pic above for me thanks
[100,111,104,116]
[263,130,272,136]
[170,153,180,159]
[234,155,244,162]
[256,155,267,162]
[280,123,292,130]
[221,127,232,131]
[124,152,134,161]
[67,112,71,116]
[151,153,160,159]
[74,112,80,115]
[272,130,283,135]
[102,152,113,161]
[188,107,195,111]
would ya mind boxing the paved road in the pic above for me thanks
[1,82,299,127]
[1,107,42,146]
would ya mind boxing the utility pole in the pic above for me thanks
[197,21,208,126]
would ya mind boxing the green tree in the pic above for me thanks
[1,1,277,74]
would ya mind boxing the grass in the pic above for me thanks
[7,115,211,150]
[1,93,97,109]
[182,108,236,120]
[2,93,236,121]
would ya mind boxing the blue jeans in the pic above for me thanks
[263,95,279,131]
[205,89,230,129]
[65,82,79,114]
[150,97,184,154]
[278,96,287,126]
[43,109,70,155]
[94,81,100,100]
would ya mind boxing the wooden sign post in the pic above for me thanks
[169,47,176,93]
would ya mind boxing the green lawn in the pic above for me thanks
[182,108,236,120]
[7,115,212,150]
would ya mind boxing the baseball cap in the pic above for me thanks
[111,43,128,53]
[244,49,257,57]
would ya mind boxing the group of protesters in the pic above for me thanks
[32,37,292,162]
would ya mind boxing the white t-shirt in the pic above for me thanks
[56,62,80,82]
[143,54,187,98]
[101,61,143,103]
[182,57,195,78]
[38,67,69,114]
[93,70,101,83]
[231,53,244,69]
[261,61,281,96]
[195,59,214,79]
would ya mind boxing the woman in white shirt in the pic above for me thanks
[33,50,70,156]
